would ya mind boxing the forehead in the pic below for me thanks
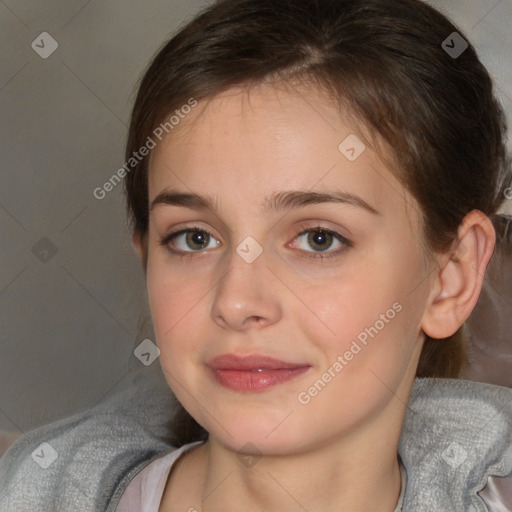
[147,82,415,223]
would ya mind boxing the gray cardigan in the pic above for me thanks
[1,365,511,511]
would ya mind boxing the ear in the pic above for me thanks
[421,210,496,339]
[131,230,148,272]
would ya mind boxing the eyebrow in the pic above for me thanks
[149,189,380,216]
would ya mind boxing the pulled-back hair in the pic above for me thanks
[124,0,511,446]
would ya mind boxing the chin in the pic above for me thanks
[207,417,308,456]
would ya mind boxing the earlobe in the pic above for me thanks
[421,210,496,339]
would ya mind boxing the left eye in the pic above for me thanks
[293,228,350,257]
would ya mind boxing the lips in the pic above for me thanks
[206,354,311,392]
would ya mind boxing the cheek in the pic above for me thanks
[146,255,204,336]
[145,265,205,390]
[310,255,420,372]
[145,267,207,383]
[309,268,396,342]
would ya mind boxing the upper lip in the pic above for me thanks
[207,354,310,371]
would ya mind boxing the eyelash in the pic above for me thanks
[159,223,353,261]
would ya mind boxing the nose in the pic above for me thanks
[210,246,283,331]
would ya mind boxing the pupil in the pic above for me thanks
[310,230,331,251]
[188,231,208,249]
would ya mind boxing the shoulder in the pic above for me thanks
[0,367,177,512]
[400,378,512,511]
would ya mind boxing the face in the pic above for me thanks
[144,81,432,455]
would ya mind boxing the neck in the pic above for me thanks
[186,401,405,512]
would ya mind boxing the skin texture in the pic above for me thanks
[132,81,496,512]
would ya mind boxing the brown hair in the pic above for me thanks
[124,0,511,446]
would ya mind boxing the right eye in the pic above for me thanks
[159,226,220,255]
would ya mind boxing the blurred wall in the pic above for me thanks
[1,0,511,441]
[0,0,211,437]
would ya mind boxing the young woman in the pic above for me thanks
[1,0,511,511]
[119,0,512,509]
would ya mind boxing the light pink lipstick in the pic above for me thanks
[207,354,311,392]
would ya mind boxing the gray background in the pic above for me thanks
[1,0,511,443]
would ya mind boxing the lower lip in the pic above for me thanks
[209,367,310,392]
